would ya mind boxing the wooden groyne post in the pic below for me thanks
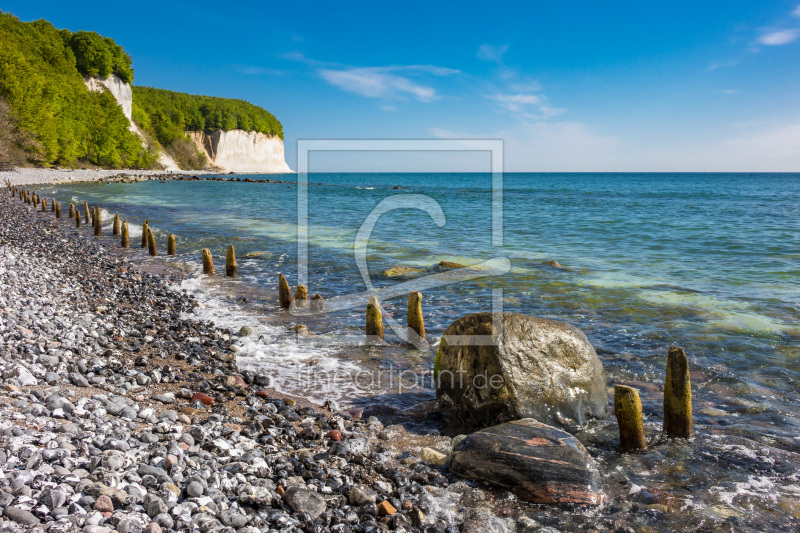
[226,245,237,277]
[141,220,148,248]
[407,291,425,343]
[615,385,647,452]
[202,249,215,275]
[167,234,176,255]
[664,346,694,438]
[278,274,293,309]
[113,214,120,236]
[366,295,385,340]
[147,228,157,256]
[121,221,129,248]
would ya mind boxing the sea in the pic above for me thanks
[42,172,800,531]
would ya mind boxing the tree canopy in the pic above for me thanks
[0,12,153,167]
[132,86,284,147]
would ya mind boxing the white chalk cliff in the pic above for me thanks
[188,130,292,173]
[84,75,181,171]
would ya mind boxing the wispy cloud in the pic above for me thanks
[284,52,458,103]
[319,67,444,102]
[758,29,799,45]
[794,4,800,17]
[486,93,564,118]
[477,44,509,63]
[234,65,287,76]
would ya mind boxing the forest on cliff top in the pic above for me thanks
[0,12,283,169]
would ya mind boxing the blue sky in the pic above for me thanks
[5,1,800,171]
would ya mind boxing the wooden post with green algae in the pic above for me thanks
[366,295,385,340]
[147,228,157,256]
[614,384,647,452]
[113,214,120,236]
[407,291,425,343]
[94,208,102,236]
[202,249,215,275]
[278,273,293,309]
[141,220,148,248]
[664,346,694,438]
[121,221,129,248]
[226,245,237,277]
[167,234,176,255]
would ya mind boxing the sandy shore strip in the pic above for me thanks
[1,168,213,187]
[0,186,509,532]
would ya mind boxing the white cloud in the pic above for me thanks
[430,122,620,171]
[758,29,799,45]
[318,67,449,102]
[485,92,565,119]
[794,4,800,17]
[477,44,509,63]
[721,122,800,164]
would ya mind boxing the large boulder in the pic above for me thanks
[434,312,607,428]
[450,418,603,505]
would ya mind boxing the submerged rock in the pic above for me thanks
[382,265,425,278]
[434,312,607,428]
[450,419,603,505]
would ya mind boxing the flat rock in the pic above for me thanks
[4,506,41,525]
[450,418,603,506]
[283,487,326,519]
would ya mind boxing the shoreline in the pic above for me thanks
[0,186,515,532]
[1,167,297,187]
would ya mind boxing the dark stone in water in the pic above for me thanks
[450,418,603,506]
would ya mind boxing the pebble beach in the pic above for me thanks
[0,179,515,533]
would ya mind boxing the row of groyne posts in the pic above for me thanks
[6,181,693,451]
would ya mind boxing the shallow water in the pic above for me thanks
[42,172,800,531]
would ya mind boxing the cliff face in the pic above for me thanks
[188,130,292,173]
[84,75,181,171]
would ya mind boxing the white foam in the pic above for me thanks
[178,272,371,406]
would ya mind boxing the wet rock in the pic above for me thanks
[238,326,255,337]
[349,485,377,505]
[283,487,326,519]
[450,418,603,505]
[435,312,608,428]
[420,447,449,466]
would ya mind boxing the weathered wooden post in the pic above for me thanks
[202,249,215,275]
[294,284,308,306]
[278,274,293,309]
[68,204,75,218]
[310,294,325,312]
[42,197,47,212]
[366,295,384,340]
[94,208,102,236]
[83,202,90,224]
[76,210,82,228]
[112,214,120,236]
[407,291,425,343]
[121,221,129,248]
[664,346,694,438]
[90,206,96,228]
[147,228,157,256]
[167,234,176,255]
[55,202,61,219]
[614,385,647,452]
[51,198,56,212]
[141,220,148,247]
[226,245,237,277]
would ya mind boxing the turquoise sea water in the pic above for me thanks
[42,173,800,531]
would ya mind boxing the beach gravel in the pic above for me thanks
[0,185,507,532]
